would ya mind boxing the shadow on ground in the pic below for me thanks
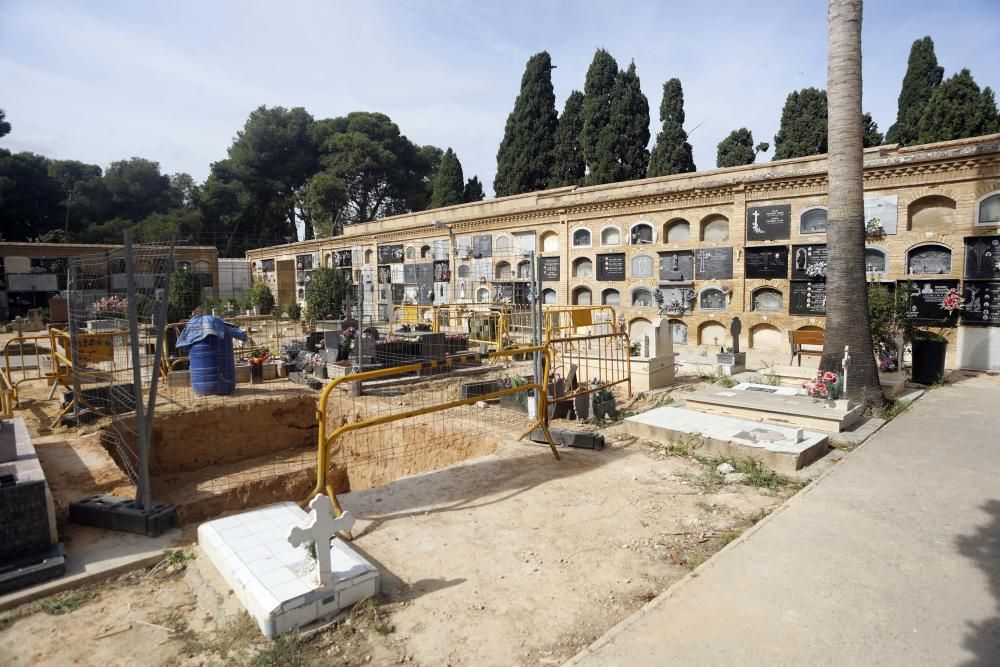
[956,498,1000,665]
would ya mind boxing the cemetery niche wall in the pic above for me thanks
[694,248,733,280]
[902,280,961,325]
[659,251,694,282]
[747,205,791,241]
[745,246,789,279]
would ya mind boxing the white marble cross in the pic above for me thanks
[841,345,851,397]
[287,495,356,588]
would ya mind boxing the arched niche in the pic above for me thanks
[476,287,490,303]
[699,287,727,311]
[908,195,956,231]
[420,245,432,259]
[700,215,730,241]
[601,226,621,246]
[630,222,655,245]
[405,246,416,260]
[494,236,512,254]
[631,287,653,308]
[906,244,952,275]
[664,219,690,243]
[495,261,512,280]
[325,253,334,268]
[629,318,653,345]
[540,231,559,252]
[800,207,828,234]
[516,260,531,279]
[457,264,471,278]
[572,257,593,278]
[631,255,654,278]
[751,287,783,312]
[602,288,621,307]
[572,286,593,306]
[864,247,887,274]
[669,319,688,345]
[977,191,1000,225]
[542,288,558,305]
[572,228,592,247]
[697,321,727,346]
[750,323,782,349]
[364,249,373,265]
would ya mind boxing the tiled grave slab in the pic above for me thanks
[731,382,803,396]
[684,387,862,433]
[199,502,379,638]
[626,407,829,472]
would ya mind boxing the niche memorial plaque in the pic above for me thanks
[596,253,626,281]
[377,244,404,264]
[790,282,827,315]
[694,247,733,280]
[901,279,960,326]
[964,236,1000,280]
[334,250,352,268]
[540,256,561,282]
[963,281,1000,326]
[791,244,828,281]
[472,235,493,258]
[745,246,789,279]
[658,251,694,282]
[908,246,952,275]
[746,204,791,241]
[433,260,450,282]
[391,284,405,305]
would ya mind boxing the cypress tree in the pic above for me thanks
[550,90,586,187]
[885,37,944,146]
[716,128,757,168]
[611,62,651,180]
[494,51,558,197]
[863,112,884,147]
[917,69,1000,144]
[431,148,465,208]
[773,87,828,159]
[581,49,621,185]
[648,78,696,176]
[463,176,485,202]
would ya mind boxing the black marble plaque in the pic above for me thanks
[334,250,352,268]
[433,260,450,282]
[789,281,827,315]
[391,284,405,304]
[694,248,733,280]
[378,244,404,264]
[472,235,493,258]
[790,244,828,281]
[747,204,791,241]
[514,283,530,306]
[261,258,274,272]
[403,264,417,283]
[416,263,434,285]
[745,246,789,279]
[295,254,314,270]
[963,281,1000,326]
[378,265,391,284]
[597,253,626,281]
[495,283,513,302]
[659,251,694,282]
[417,282,433,306]
[901,280,960,326]
[540,257,560,282]
[964,236,1000,280]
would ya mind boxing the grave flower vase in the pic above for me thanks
[250,364,263,382]
[911,338,947,385]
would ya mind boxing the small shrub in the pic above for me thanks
[716,376,736,388]
[285,300,302,321]
[41,591,93,615]
[167,269,203,321]
[877,399,911,421]
[249,281,275,315]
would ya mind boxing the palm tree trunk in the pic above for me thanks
[822,0,882,405]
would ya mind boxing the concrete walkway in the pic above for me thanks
[568,375,1000,666]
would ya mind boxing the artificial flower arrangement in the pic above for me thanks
[805,261,827,279]
[865,217,886,238]
[803,370,843,400]
[914,287,965,342]
[664,299,685,314]
[92,295,128,319]
[249,348,269,366]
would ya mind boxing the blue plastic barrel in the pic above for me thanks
[190,333,236,395]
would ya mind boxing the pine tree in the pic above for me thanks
[431,148,465,208]
[648,78,696,176]
[917,69,1000,144]
[716,128,757,168]
[0,108,10,139]
[550,90,586,187]
[863,112,884,147]
[885,37,944,146]
[773,87,828,159]
[611,63,651,180]
[494,51,559,197]
[581,49,621,185]
[463,176,485,202]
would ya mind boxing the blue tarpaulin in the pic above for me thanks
[175,315,248,351]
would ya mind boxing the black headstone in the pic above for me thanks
[962,281,1000,326]
[658,251,695,281]
[901,280,960,326]
[791,244,828,281]
[596,253,626,281]
[789,281,827,315]
[746,205,791,241]
[964,236,1000,279]
[745,246,789,279]
[540,257,561,282]
[694,248,733,280]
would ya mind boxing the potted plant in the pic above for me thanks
[910,287,963,385]
[592,387,617,420]
[865,217,886,239]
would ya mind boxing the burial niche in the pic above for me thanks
[572,286,593,306]
[542,288,557,305]
[669,319,688,345]
[541,231,559,252]
[495,261,512,280]
[632,255,654,278]
[631,223,654,245]
[978,192,1000,225]
[664,219,691,243]
[865,248,887,274]
[907,244,952,275]
[750,323,782,349]
[800,207,828,234]
[572,228,592,247]
[601,226,621,246]
[908,196,956,231]
[602,288,621,307]
[701,215,730,241]
[751,287,783,312]
[572,257,593,278]
[699,287,727,311]
[632,288,653,308]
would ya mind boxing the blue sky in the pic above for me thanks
[2,0,998,197]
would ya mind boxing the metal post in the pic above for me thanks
[140,242,175,491]
[530,250,544,418]
[66,259,83,424]
[123,230,151,511]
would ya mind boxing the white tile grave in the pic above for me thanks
[198,496,379,638]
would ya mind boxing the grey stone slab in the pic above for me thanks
[685,388,863,432]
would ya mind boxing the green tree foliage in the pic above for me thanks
[167,268,204,321]
[917,69,1000,144]
[305,267,352,320]
[863,112,884,147]
[885,37,944,146]
[648,78,696,176]
[0,108,10,139]
[494,51,558,196]
[549,90,585,187]
[303,170,348,237]
[463,176,485,202]
[611,63,651,180]
[581,49,620,185]
[249,280,275,315]
[102,157,174,221]
[773,87,828,159]
[430,148,465,208]
[716,128,757,168]
[0,152,64,240]
[285,300,302,321]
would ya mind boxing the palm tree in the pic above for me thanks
[822,0,881,403]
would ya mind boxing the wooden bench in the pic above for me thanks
[789,330,824,366]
